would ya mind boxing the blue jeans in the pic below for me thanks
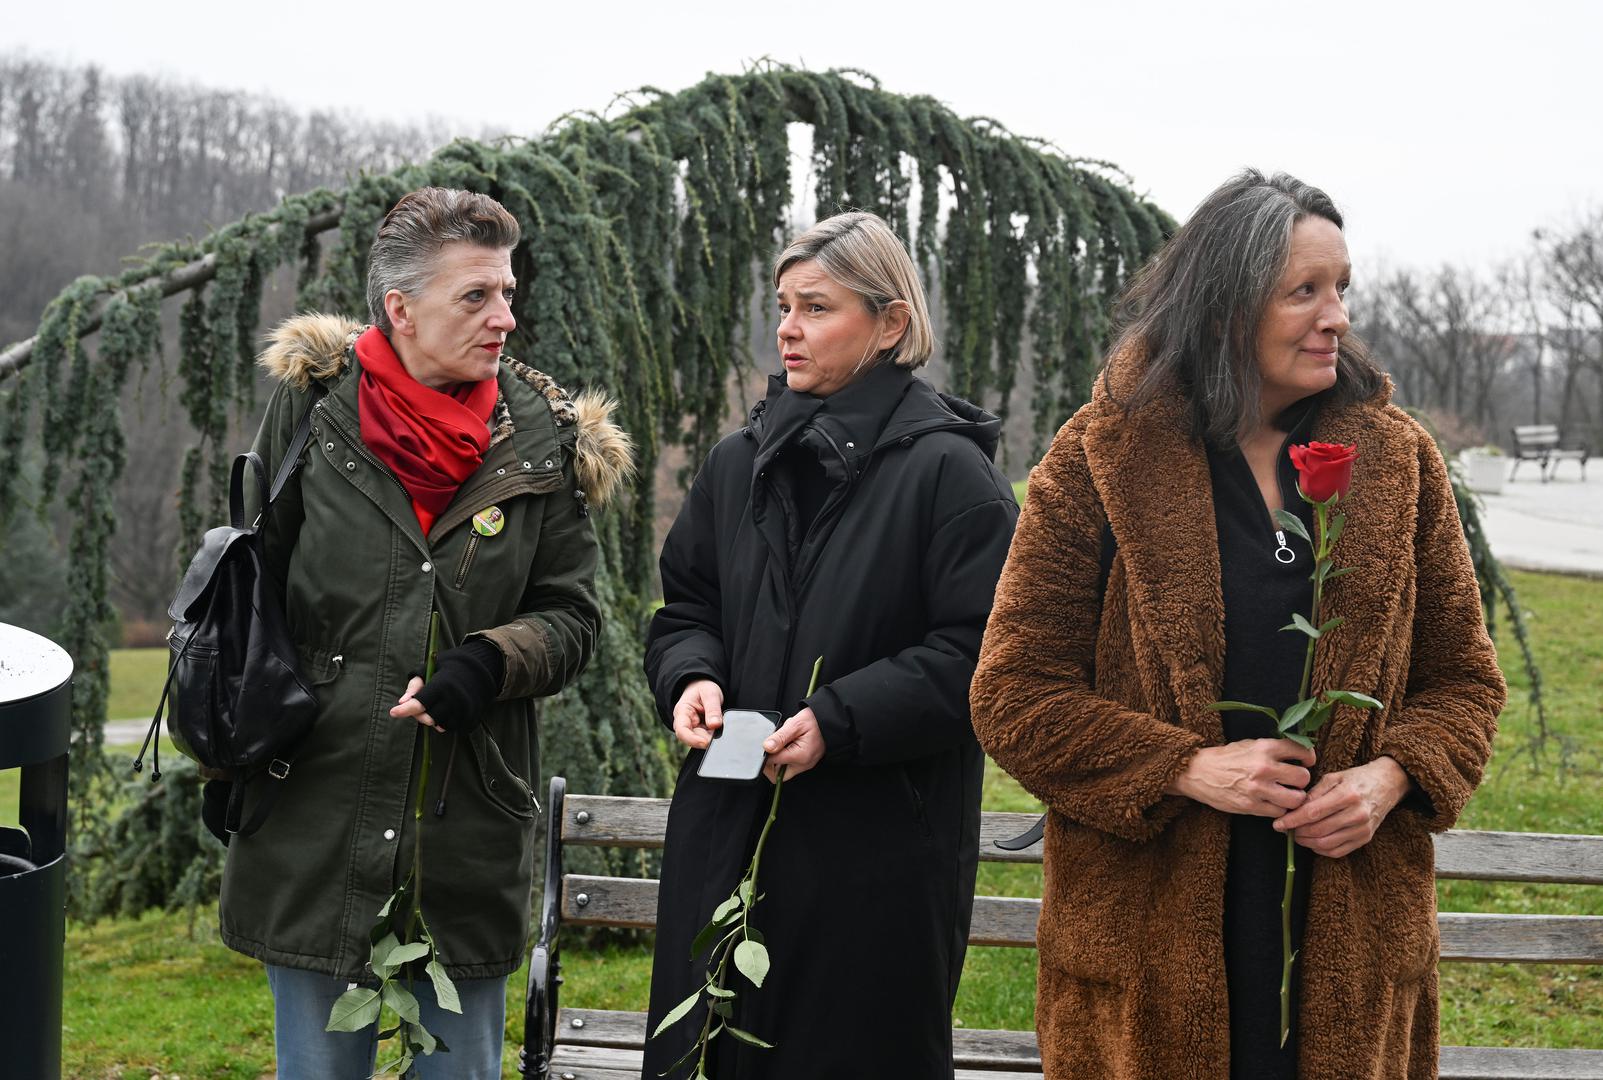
[266,963,507,1079]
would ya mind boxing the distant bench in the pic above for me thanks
[519,778,1603,1079]
[1511,425,1591,482]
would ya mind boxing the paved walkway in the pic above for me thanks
[105,718,153,747]
[1473,464,1603,578]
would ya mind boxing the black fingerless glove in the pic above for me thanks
[413,639,506,736]
[201,779,233,846]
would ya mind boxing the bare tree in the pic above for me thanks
[1537,211,1603,446]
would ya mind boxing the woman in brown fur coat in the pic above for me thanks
[970,170,1504,1079]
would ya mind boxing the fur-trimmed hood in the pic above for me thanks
[258,313,634,508]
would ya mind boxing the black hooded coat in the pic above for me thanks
[642,364,1019,1079]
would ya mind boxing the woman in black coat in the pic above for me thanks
[643,212,1019,1079]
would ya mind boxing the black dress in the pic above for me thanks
[1207,397,1321,1079]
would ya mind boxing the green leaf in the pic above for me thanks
[705,984,735,998]
[325,986,381,1032]
[1284,732,1315,751]
[711,998,733,1018]
[734,940,770,988]
[1316,616,1345,636]
[425,959,462,1014]
[1207,701,1280,722]
[1274,510,1311,545]
[737,879,755,904]
[651,988,704,1039]
[711,894,742,923]
[1327,513,1346,548]
[370,932,402,977]
[724,1024,775,1049]
[387,941,431,967]
[407,1017,438,1055]
[1302,701,1336,734]
[661,1037,706,1077]
[1324,565,1359,582]
[689,917,740,961]
[1284,612,1322,639]
[383,982,421,1025]
[1324,689,1384,710]
[744,927,765,946]
[1278,698,1316,733]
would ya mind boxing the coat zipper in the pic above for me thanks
[793,424,857,590]
[453,534,481,588]
[316,402,412,502]
[756,469,805,706]
[1274,530,1295,564]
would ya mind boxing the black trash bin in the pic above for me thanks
[0,622,73,1080]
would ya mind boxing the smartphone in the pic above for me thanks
[696,709,781,782]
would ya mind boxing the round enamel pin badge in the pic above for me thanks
[472,506,505,537]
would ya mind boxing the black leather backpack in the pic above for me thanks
[135,397,321,838]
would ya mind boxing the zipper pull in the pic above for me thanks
[1274,530,1296,564]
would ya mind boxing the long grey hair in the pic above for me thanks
[1108,169,1386,445]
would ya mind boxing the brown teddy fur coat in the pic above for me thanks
[970,353,1505,1079]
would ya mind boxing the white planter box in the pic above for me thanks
[1463,453,1506,495]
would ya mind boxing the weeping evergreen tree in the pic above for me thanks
[0,65,1174,912]
[1,65,1541,916]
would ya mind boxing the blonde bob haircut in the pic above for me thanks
[772,211,935,369]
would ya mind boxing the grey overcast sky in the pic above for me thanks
[6,0,1600,275]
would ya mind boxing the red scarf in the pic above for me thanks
[355,327,498,535]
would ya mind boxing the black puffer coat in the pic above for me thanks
[643,363,1018,1079]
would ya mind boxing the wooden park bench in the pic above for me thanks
[1511,425,1591,482]
[519,777,1603,1079]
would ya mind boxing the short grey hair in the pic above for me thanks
[773,211,934,369]
[366,187,521,333]
[1110,169,1385,444]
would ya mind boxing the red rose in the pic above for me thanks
[1289,441,1358,503]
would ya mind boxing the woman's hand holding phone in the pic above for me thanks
[672,679,725,749]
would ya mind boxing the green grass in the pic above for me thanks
[107,647,170,721]
[37,572,1603,1074]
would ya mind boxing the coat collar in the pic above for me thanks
[1082,350,1406,759]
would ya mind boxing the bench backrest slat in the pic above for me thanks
[560,796,1603,884]
[1433,829,1603,884]
[559,874,1603,965]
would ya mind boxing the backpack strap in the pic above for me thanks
[225,760,293,839]
[259,388,324,521]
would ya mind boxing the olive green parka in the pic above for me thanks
[217,314,632,981]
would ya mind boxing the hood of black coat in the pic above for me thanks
[747,363,1003,470]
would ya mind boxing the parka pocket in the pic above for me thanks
[470,728,538,820]
[897,764,933,840]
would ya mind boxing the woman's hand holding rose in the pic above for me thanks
[1169,738,1316,818]
[1275,755,1412,858]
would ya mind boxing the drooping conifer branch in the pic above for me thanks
[0,66,1198,915]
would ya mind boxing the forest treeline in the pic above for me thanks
[0,53,459,633]
[0,52,458,345]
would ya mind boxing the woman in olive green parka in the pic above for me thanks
[218,188,633,1078]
